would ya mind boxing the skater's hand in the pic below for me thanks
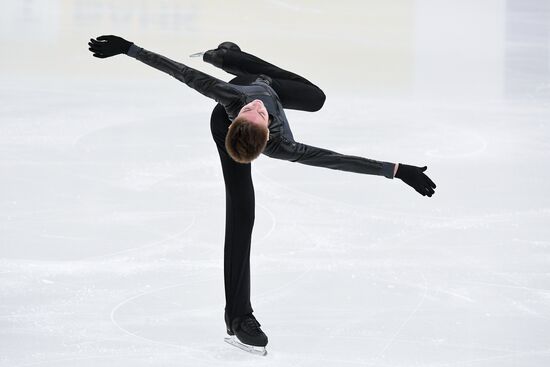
[395,164,436,197]
[88,35,133,59]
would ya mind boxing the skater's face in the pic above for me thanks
[238,99,270,135]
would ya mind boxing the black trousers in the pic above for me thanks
[209,50,325,325]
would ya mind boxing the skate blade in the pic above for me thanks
[189,51,205,58]
[224,335,267,356]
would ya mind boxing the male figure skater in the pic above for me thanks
[88,35,436,355]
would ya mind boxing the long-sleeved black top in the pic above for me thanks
[127,44,396,179]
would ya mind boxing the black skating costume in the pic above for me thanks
[125,43,397,339]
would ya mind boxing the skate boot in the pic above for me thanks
[224,313,268,356]
[202,41,241,68]
[216,41,241,52]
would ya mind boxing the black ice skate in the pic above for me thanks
[216,41,241,52]
[189,41,241,60]
[224,313,268,356]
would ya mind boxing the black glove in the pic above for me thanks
[88,35,133,58]
[395,164,436,197]
[203,41,241,68]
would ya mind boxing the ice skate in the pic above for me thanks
[190,41,241,58]
[216,41,241,52]
[224,335,267,356]
[224,313,268,356]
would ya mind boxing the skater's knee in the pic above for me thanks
[300,88,327,112]
[307,88,326,112]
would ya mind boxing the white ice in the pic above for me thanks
[1,1,550,366]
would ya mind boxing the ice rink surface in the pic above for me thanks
[1,1,550,366]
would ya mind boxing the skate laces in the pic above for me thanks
[243,315,262,334]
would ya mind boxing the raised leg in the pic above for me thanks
[220,49,326,112]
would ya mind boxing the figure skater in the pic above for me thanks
[88,35,436,356]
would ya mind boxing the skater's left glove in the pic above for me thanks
[395,164,436,197]
[88,35,134,58]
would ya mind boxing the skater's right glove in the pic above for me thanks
[88,35,134,58]
[395,164,436,197]
[203,41,241,68]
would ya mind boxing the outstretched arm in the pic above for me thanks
[88,35,243,109]
[263,138,397,178]
[263,139,436,197]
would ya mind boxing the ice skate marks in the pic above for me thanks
[224,335,268,356]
